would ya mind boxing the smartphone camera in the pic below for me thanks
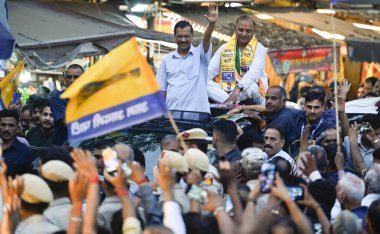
[103,148,132,177]
[260,162,276,193]
[187,185,208,204]
[287,186,304,201]
[358,123,370,135]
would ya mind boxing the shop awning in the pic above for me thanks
[346,38,380,63]
[253,8,379,41]
[8,0,173,70]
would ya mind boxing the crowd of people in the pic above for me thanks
[0,4,380,234]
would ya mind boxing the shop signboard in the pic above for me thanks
[268,46,340,74]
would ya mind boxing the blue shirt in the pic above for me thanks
[351,206,368,229]
[297,114,336,140]
[264,108,303,154]
[156,42,212,113]
[3,138,36,178]
[214,146,242,166]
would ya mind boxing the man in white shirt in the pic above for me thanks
[156,5,218,114]
[362,164,380,207]
[263,127,296,174]
[207,14,268,105]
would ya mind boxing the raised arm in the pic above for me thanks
[202,4,218,53]
[347,124,366,175]
[270,173,313,234]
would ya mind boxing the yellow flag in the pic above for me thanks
[0,62,23,109]
[61,37,167,143]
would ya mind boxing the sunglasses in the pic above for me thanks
[65,75,80,80]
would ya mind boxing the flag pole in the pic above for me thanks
[330,3,341,147]
[167,111,189,151]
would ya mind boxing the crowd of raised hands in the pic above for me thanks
[0,140,379,234]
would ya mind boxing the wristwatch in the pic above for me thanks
[237,83,244,92]
[373,138,380,145]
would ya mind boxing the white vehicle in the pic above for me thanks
[345,97,380,123]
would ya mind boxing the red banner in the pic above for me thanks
[268,46,340,74]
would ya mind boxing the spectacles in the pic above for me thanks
[65,75,80,80]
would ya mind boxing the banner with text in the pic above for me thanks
[61,37,167,143]
[268,46,340,74]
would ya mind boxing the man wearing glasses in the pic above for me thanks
[61,64,84,89]
[156,5,218,114]
[49,64,84,144]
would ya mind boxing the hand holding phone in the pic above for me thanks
[103,148,132,176]
[260,162,276,193]
[287,186,304,201]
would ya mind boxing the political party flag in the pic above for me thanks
[0,62,23,110]
[61,37,167,143]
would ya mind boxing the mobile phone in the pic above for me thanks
[103,148,118,172]
[187,185,208,204]
[282,60,291,75]
[260,162,276,193]
[287,186,304,201]
[358,123,370,135]
[103,148,132,176]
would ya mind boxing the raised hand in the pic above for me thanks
[297,184,319,209]
[104,163,127,192]
[348,123,359,141]
[156,159,175,192]
[218,161,237,190]
[335,146,345,171]
[270,173,292,202]
[129,162,147,185]
[300,124,311,152]
[204,190,224,213]
[204,4,218,23]
[69,171,88,205]
[299,151,318,177]
[331,95,346,113]
[339,78,351,99]
[0,161,8,202]
[70,149,98,177]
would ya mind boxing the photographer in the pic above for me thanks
[342,113,380,174]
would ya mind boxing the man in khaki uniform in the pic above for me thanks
[158,150,190,213]
[41,160,75,231]
[15,174,60,234]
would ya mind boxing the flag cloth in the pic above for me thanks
[0,62,23,110]
[61,37,167,143]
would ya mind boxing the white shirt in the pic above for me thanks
[97,196,122,232]
[156,42,212,113]
[343,136,375,169]
[207,42,268,103]
[361,193,380,207]
[16,215,60,234]
[163,201,186,234]
[44,197,72,230]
